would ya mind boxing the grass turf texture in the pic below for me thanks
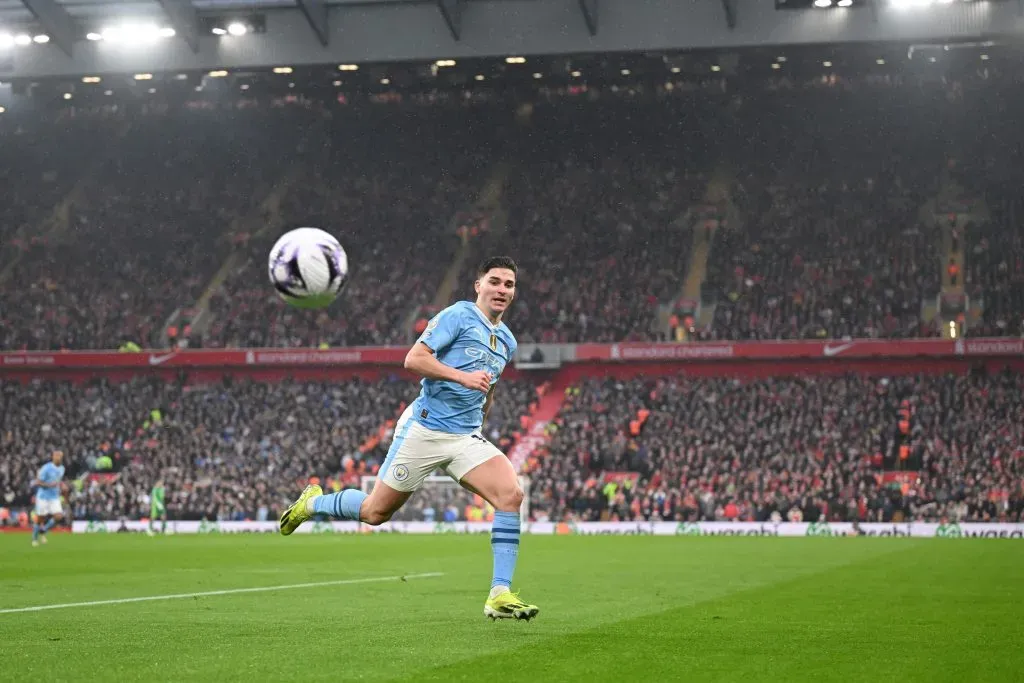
[1,535,1022,682]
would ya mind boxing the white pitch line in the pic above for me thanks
[0,572,445,615]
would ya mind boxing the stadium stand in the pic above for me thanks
[0,107,313,351]
[699,179,942,341]
[0,376,540,523]
[8,86,1016,349]
[1,76,1023,531]
[2,370,1020,525]
[966,208,1024,339]
[456,100,714,343]
[524,373,1024,524]
[202,105,499,348]
[697,91,946,341]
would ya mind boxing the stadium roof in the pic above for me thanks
[0,0,1021,80]
[0,0,394,27]
[0,0,290,23]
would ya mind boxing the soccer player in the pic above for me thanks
[148,479,167,536]
[31,450,65,547]
[280,256,538,621]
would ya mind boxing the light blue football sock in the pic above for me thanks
[32,524,40,542]
[490,510,520,589]
[312,489,367,522]
[42,517,56,533]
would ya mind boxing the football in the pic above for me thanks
[267,227,349,309]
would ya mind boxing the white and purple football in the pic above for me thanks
[267,227,348,309]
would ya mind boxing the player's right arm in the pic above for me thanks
[405,343,491,393]
[33,466,57,488]
[404,307,491,393]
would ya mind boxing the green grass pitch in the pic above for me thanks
[1,534,1022,682]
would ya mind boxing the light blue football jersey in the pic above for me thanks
[36,462,65,501]
[413,300,517,435]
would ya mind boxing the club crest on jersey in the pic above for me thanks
[471,327,503,354]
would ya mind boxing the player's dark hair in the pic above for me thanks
[477,256,517,278]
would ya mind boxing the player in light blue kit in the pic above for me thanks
[31,450,65,547]
[280,256,538,620]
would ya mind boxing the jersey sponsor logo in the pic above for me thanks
[465,347,505,377]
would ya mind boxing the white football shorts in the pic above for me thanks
[35,498,63,517]
[378,404,503,493]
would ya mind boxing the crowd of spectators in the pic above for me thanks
[201,105,500,348]
[698,92,945,341]
[929,83,1024,339]
[2,77,1023,533]
[700,182,942,341]
[0,375,541,523]
[965,206,1024,338]
[961,97,1024,339]
[454,100,713,343]
[0,107,312,351]
[0,102,500,352]
[3,369,1020,526]
[0,113,120,257]
[524,372,1024,524]
[5,85,1024,348]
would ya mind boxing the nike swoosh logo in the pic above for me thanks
[822,343,854,357]
[148,353,177,366]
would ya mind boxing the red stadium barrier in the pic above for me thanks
[575,337,1024,362]
[0,347,407,369]
[1,337,1020,372]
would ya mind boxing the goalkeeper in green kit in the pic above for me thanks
[148,480,167,536]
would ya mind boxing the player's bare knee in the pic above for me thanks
[361,507,393,526]
[496,485,524,512]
